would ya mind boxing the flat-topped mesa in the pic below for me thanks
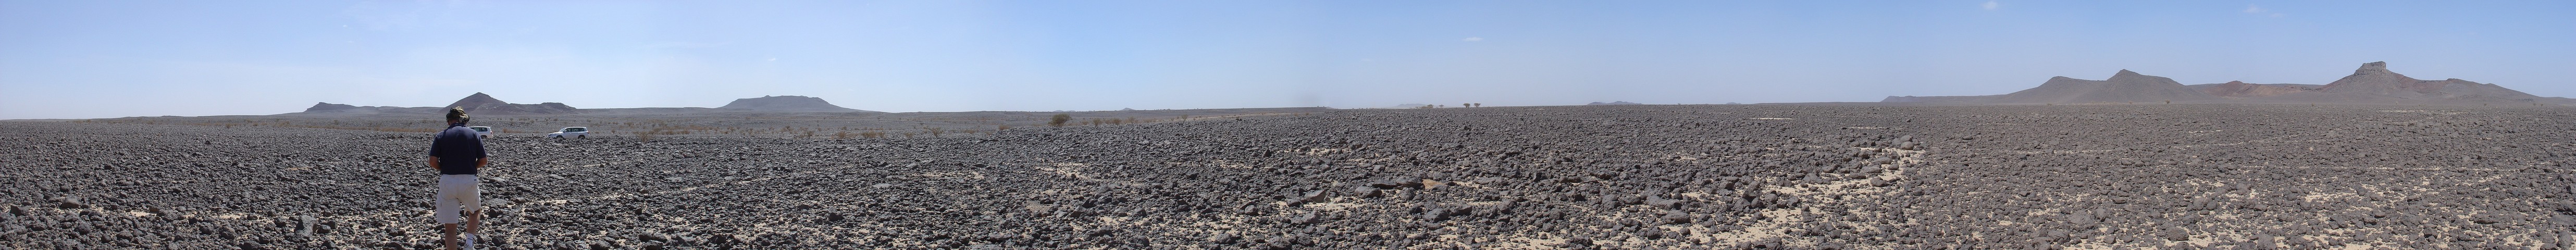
[2356,61,2391,74]
[305,102,361,112]
[718,95,865,112]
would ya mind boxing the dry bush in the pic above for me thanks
[1049,114,1071,127]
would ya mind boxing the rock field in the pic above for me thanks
[5,104,2574,249]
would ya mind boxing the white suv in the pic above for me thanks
[467,127,496,138]
[548,127,589,139]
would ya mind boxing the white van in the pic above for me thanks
[548,127,589,139]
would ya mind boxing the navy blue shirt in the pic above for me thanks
[429,123,487,175]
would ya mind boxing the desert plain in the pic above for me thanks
[5,104,2575,249]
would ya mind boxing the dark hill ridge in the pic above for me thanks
[443,92,578,115]
[1884,61,2572,105]
[304,102,362,112]
[292,93,875,115]
[1985,70,2218,104]
[717,95,870,113]
[2315,61,2543,101]
[301,103,435,114]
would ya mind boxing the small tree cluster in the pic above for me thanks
[1049,114,1072,127]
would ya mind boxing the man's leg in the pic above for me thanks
[442,223,459,249]
[437,174,473,249]
[462,178,485,236]
[466,210,482,234]
[437,191,462,249]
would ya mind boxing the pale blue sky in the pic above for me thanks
[3,1,2570,119]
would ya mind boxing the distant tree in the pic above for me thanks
[1049,114,1071,127]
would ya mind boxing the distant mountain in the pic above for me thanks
[443,92,577,115]
[2314,61,2546,102]
[1586,101,1642,105]
[300,102,428,114]
[1883,61,2571,106]
[717,95,870,113]
[292,92,572,115]
[305,102,360,112]
[292,93,891,115]
[1986,70,2218,104]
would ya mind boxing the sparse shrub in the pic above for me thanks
[927,127,945,137]
[1049,114,1072,127]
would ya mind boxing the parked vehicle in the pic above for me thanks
[466,126,496,138]
[548,127,590,139]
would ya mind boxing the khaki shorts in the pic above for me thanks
[435,174,481,224]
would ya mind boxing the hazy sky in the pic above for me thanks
[4,1,2571,119]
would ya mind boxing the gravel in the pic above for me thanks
[4,104,2572,248]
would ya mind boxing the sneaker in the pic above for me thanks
[460,233,478,249]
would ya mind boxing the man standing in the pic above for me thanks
[428,107,488,249]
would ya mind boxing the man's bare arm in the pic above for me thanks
[428,156,441,171]
[476,158,488,169]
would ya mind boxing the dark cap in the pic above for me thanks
[447,107,469,123]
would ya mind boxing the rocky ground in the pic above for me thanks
[5,104,2573,249]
